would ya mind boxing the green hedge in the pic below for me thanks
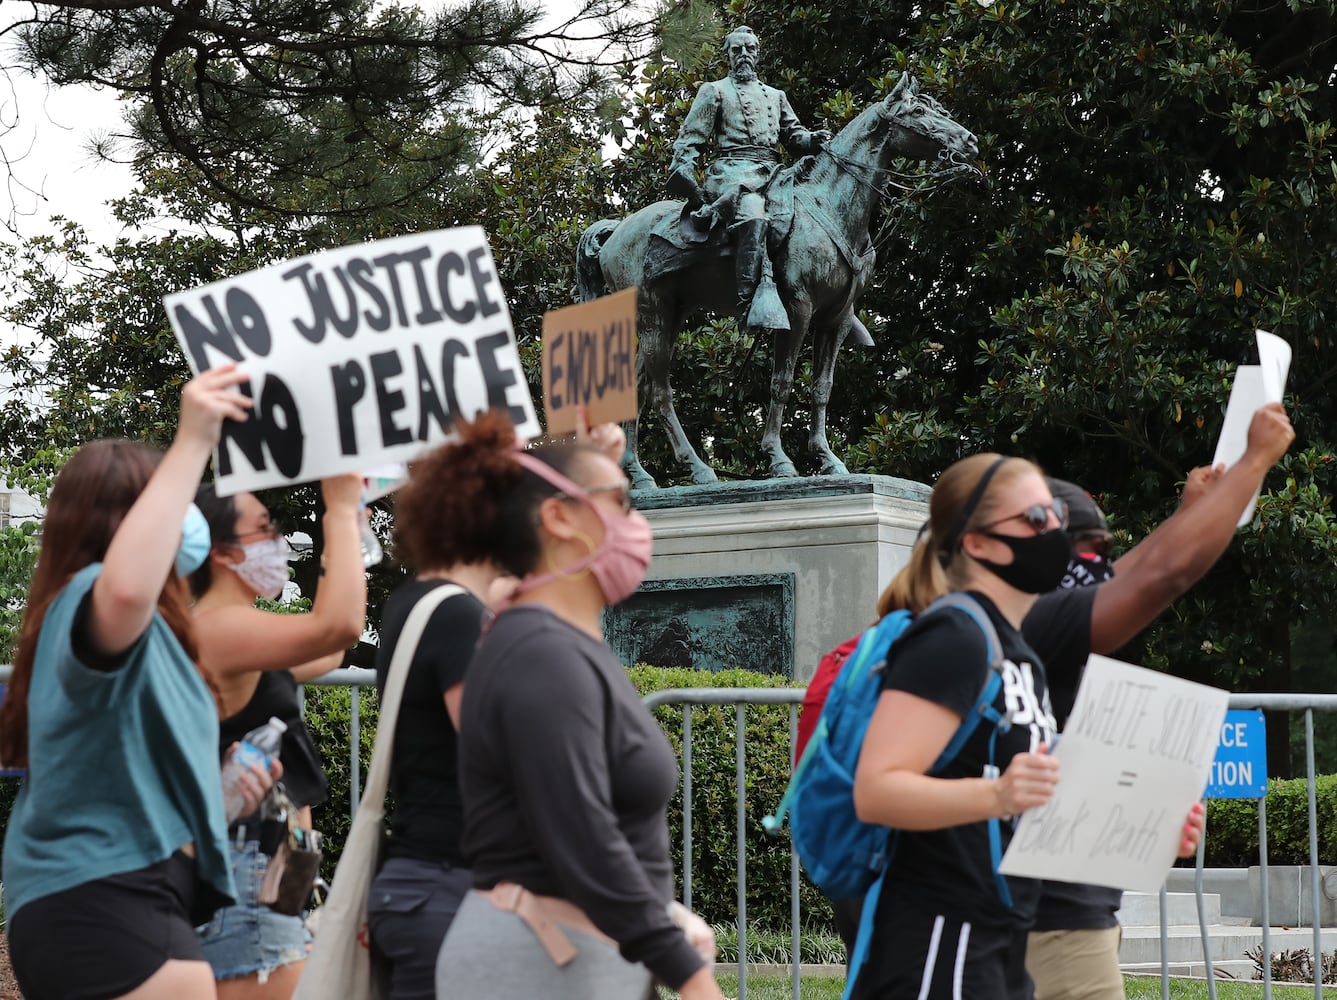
[304,665,826,930]
[304,681,382,883]
[627,666,831,930]
[1205,775,1337,867]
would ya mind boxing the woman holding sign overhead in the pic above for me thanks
[189,476,365,999]
[849,454,1205,1000]
[0,366,279,1000]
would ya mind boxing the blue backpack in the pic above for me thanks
[762,593,1013,997]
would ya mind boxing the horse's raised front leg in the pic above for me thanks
[760,302,811,478]
[809,313,853,476]
[642,304,717,485]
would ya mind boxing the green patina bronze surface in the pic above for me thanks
[576,28,980,489]
[629,472,930,510]
[605,573,796,676]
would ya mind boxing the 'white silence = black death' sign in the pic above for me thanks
[164,227,540,495]
[998,654,1228,892]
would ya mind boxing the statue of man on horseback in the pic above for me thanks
[576,67,979,487]
[667,26,831,331]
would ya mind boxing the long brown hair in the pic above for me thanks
[875,453,1041,620]
[0,441,203,768]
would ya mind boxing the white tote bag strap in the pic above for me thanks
[358,583,465,811]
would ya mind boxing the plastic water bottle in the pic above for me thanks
[221,716,287,821]
[359,509,384,568]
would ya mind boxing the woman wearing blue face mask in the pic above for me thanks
[0,366,280,1000]
[188,476,366,1000]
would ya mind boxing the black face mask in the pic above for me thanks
[973,528,1074,594]
[1061,553,1115,590]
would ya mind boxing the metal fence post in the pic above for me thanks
[349,683,361,820]
[1307,709,1323,997]
[736,703,748,1000]
[1260,793,1272,999]
[790,702,801,1000]
[683,706,694,911]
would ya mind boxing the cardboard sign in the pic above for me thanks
[164,228,541,495]
[998,655,1228,892]
[1212,329,1292,526]
[541,288,638,436]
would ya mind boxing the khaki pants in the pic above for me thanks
[1026,927,1124,1000]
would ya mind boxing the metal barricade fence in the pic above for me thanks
[6,662,1337,999]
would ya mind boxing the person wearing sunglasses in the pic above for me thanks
[847,453,1071,999]
[1021,403,1294,1000]
[428,412,722,1000]
[188,476,366,1000]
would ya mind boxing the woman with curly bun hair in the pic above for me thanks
[366,410,518,1000]
[429,412,722,1000]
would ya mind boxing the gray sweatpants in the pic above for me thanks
[435,890,654,1000]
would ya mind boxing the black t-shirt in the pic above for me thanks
[1021,585,1124,930]
[218,669,328,809]
[877,592,1058,928]
[458,604,704,990]
[375,579,484,865]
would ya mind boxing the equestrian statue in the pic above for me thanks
[576,28,980,487]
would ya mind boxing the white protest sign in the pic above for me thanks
[998,655,1228,892]
[164,227,540,495]
[1211,330,1291,527]
[1256,328,1291,407]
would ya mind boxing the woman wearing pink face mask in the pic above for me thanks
[430,414,722,1000]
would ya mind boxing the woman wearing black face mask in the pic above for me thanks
[849,453,1070,1000]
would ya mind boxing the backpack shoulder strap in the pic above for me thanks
[921,592,1017,908]
[921,593,1007,772]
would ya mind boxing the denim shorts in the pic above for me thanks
[197,839,312,982]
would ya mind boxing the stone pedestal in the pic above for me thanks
[605,475,929,680]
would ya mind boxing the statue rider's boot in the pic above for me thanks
[735,219,789,331]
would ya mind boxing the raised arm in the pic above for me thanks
[89,367,251,656]
[1090,403,1294,653]
[194,474,366,675]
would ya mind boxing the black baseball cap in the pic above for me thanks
[1047,478,1110,540]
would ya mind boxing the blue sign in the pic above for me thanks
[1205,710,1267,799]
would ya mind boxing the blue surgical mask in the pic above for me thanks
[176,503,212,577]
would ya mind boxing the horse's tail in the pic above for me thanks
[576,220,618,301]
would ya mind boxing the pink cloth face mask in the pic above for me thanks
[506,451,652,607]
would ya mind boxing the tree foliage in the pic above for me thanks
[0,0,652,216]
[594,0,1337,772]
[6,0,1337,776]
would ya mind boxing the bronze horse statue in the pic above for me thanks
[576,73,979,487]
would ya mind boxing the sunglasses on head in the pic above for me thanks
[980,498,1069,534]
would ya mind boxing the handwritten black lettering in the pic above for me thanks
[1088,804,1165,865]
[347,257,392,331]
[369,350,413,447]
[216,374,303,478]
[1013,797,1090,857]
[330,360,368,455]
[174,288,273,371]
[412,343,452,440]
[477,330,527,425]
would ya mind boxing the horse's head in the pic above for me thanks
[877,73,980,174]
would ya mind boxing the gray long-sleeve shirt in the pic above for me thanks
[458,605,703,989]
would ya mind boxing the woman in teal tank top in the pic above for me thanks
[0,366,278,1000]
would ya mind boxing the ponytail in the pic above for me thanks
[875,529,949,619]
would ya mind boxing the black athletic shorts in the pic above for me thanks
[850,891,1033,1000]
[8,849,207,1000]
